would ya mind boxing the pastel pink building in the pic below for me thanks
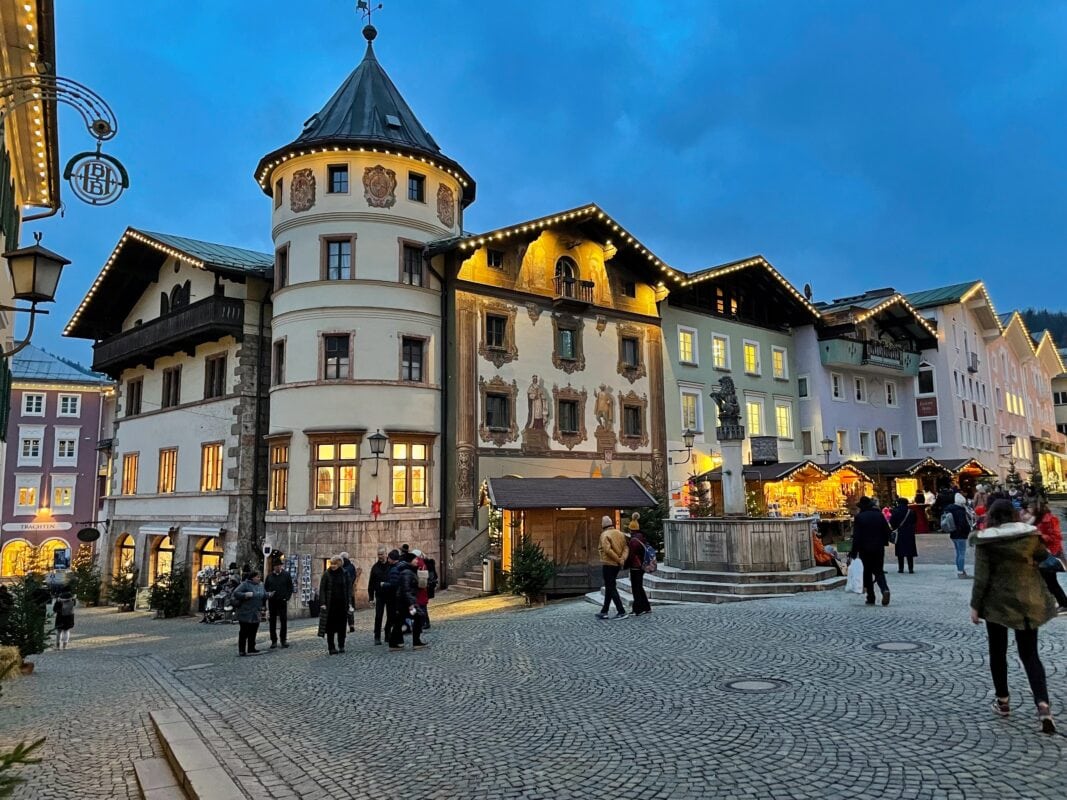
[1,345,112,576]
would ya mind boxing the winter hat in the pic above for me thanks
[954,493,966,506]
[601,515,614,529]
[858,496,875,511]
[628,512,641,531]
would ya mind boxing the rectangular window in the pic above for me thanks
[678,327,696,364]
[622,280,637,298]
[486,393,510,429]
[885,381,897,407]
[391,441,430,508]
[122,453,139,495]
[797,375,809,399]
[312,438,360,509]
[621,337,640,368]
[801,430,813,456]
[268,440,289,511]
[408,172,425,202]
[859,431,872,457]
[327,164,349,193]
[21,393,44,416]
[1058,423,1067,436]
[51,476,76,512]
[1055,391,1067,405]
[745,397,764,436]
[836,430,848,456]
[557,326,578,360]
[274,178,282,209]
[58,394,81,417]
[204,354,227,399]
[401,337,424,382]
[890,433,902,458]
[917,365,935,395]
[158,448,178,493]
[14,476,39,514]
[831,373,844,400]
[558,399,579,433]
[325,238,353,280]
[771,347,787,379]
[775,400,793,439]
[486,315,507,349]
[402,243,425,287]
[712,334,729,370]
[200,443,223,492]
[126,378,143,416]
[920,419,940,446]
[323,334,350,380]
[623,405,642,437]
[487,249,505,270]
[854,377,867,403]
[272,340,285,386]
[53,426,79,465]
[18,424,44,467]
[275,245,289,290]
[161,366,181,409]
[680,391,702,433]
[743,341,761,375]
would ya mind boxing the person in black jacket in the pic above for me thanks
[850,496,892,606]
[889,496,918,574]
[387,553,426,651]
[264,561,294,649]
[945,493,973,578]
[368,546,392,645]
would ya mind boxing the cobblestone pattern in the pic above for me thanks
[2,565,1065,799]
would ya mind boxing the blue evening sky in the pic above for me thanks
[26,0,1067,363]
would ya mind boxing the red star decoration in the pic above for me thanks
[371,495,382,520]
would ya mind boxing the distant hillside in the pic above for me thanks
[1020,309,1067,345]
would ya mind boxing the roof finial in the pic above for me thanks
[357,0,383,41]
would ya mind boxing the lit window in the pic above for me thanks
[122,453,139,495]
[836,430,848,456]
[712,335,729,369]
[678,329,695,363]
[200,443,223,492]
[775,401,792,439]
[52,477,76,510]
[158,449,178,493]
[268,440,289,511]
[312,437,360,509]
[745,399,763,435]
[771,347,787,379]
[743,341,760,375]
[391,441,430,508]
[681,392,701,432]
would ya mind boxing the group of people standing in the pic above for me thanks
[366,545,436,651]
[597,513,653,620]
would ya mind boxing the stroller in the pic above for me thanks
[199,569,241,624]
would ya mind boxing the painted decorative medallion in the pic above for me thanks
[437,184,456,227]
[290,168,316,213]
[363,165,397,208]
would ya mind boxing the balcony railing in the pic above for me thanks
[862,340,905,369]
[93,295,245,377]
[819,336,920,376]
[553,276,595,308]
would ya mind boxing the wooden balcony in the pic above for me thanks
[92,295,245,377]
[819,337,919,376]
[552,276,595,309]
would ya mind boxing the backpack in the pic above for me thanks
[642,543,658,574]
[940,510,956,533]
[58,598,75,616]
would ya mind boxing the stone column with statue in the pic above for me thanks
[710,377,746,515]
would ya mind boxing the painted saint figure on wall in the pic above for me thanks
[527,375,551,430]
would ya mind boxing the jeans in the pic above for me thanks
[952,538,968,573]
[268,598,288,644]
[986,622,1049,706]
[327,629,347,652]
[897,556,914,573]
[373,595,387,641]
[1041,570,1067,607]
[859,549,889,600]
[629,569,651,614]
[238,621,259,654]
[600,565,624,614]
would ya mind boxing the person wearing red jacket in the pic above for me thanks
[625,516,652,617]
[1033,499,1067,612]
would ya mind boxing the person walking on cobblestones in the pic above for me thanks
[265,560,294,649]
[969,499,1057,734]
[52,590,76,650]
[1031,497,1067,613]
[850,496,891,606]
[388,553,426,650]
[890,497,918,574]
[597,515,628,620]
[626,517,652,617]
[945,493,973,578]
[234,571,266,657]
[368,546,391,645]
[340,552,360,633]
[319,557,351,655]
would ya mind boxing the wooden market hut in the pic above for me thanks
[484,477,657,595]
[847,457,952,505]
[941,458,997,496]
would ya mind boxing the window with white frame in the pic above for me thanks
[51,475,77,513]
[774,400,793,439]
[859,431,872,457]
[831,373,844,401]
[889,433,902,457]
[854,377,867,403]
[771,346,788,379]
[836,430,849,456]
[745,395,764,436]
[797,375,809,399]
[885,381,897,407]
[917,364,935,396]
[712,334,730,370]
[18,425,45,467]
[21,393,44,416]
[14,475,40,515]
[53,426,79,466]
[677,327,697,364]
[680,389,703,433]
[801,429,814,456]
[743,340,761,375]
[919,418,940,446]
[57,394,81,417]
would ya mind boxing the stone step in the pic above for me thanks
[624,575,847,596]
[149,709,244,800]
[653,564,839,584]
[134,757,187,800]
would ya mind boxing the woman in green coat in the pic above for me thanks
[969,498,1057,734]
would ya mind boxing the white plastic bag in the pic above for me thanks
[845,557,865,594]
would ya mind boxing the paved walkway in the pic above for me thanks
[2,567,1065,800]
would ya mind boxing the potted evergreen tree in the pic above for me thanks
[503,536,557,606]
[0,575,53,674]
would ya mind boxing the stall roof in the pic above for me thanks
[940,458,997,477]
[694,461,829,482]
[485,477,656,510]
[843,457,951,477]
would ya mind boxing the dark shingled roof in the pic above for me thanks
[939,458,997,476]
[486,477,656,510]
[843,458,951,476]
[694,461,829,482]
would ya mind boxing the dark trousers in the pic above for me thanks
[1041,570,1067,607]
[986,622,1048,706]
[373,595,387,641]
[600,565,624,614]
[897,556,914,573]
[420,604,430,629]
[388,604,424,647]
[238,622,259,654]
[268,598,288,644]
[859,550,889,600]
[327,629,347,652]
[629,569,651,614]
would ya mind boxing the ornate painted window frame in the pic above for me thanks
[479,376,519,447]
[616,323,647,383]
[618,390,650,450]
[478,300,519,368]
[552,383,588,450]
[551,312,585,374]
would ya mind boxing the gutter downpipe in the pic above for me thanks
[434,254,449,589]
[249,292,268,560]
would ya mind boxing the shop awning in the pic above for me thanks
[842,457,950,477]
[940,458,997,477]
[485,477,656,510]
[694,460,830,483]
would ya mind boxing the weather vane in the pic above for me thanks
[357,0,383,25]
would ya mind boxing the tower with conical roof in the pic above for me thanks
[256,22,474,579]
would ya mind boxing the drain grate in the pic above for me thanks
[865,640,932,653]
[721,678,791,693]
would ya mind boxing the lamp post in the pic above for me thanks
[366,429,388,477]
[1,233,70,357]
[668,429,696,466]
[1003,432,1018,471]
[821,437,834,466]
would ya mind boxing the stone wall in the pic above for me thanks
[664,517,814,572]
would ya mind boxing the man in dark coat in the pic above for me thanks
[889,497,918,574]
[340,552,359,633]
[264,560,294,649]
[367,546,392,645]
[387,553,426,650]
[850,496,892,606]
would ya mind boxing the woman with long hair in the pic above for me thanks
[1031,496,1067,613]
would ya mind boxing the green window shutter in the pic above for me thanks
[0,356,12,442]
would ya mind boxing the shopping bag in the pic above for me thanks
[845,557,865,594]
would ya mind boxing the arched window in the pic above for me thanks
[39,538,70,571]
[114,533,136,577]
[169,280,191,310]
[198,537,223,572]
[151,535,175,583]
[160,293,170,316]
[554,257,579,299]
[0,540,32,577]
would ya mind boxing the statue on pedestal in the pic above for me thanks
[710,377,744,441]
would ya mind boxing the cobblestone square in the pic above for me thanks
[2,557,1065,800]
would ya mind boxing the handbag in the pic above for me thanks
[417,569,430,589]
[889,510,910,545]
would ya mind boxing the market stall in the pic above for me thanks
[941,458,997,496]
[847,457,951,506]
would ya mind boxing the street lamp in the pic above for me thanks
[1003,432,1018,472]
[668,429,696,466]
[366,429,388,477]
[1,233,70,357]
[821,437,834,465]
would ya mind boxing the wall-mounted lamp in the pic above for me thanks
[367,429,388,477]
[668,429,696,466]
[1,233,70,358]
